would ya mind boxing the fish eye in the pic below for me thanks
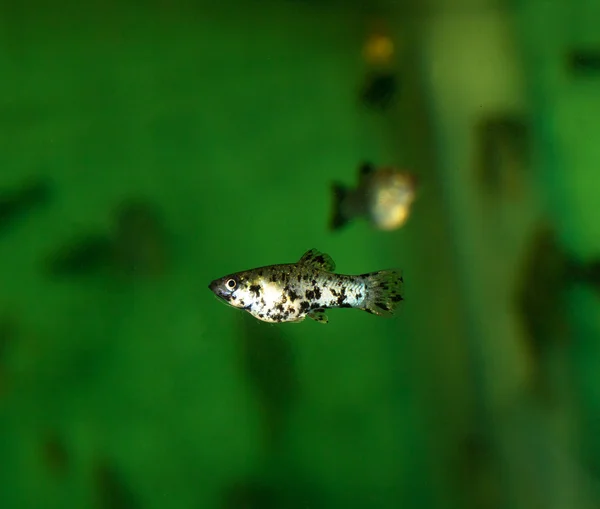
[225,278,237,290]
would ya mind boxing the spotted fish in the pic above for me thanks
[208,249,404,324]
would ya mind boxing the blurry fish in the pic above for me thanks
[359,20,399,110]
[43,197,168,279]
[93,458,140,509]
[331,162,417,231]
[515,222,600,400]
[40,430,69,477]
[475,114,530,197]
[567,48,600,74]
[208,248,403,324]
[44,233,114,277]
[360,72,398,110]
[0,177,51,233]
[111,199,169,277]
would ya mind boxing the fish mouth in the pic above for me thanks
[208,279,232,303]
[208,279,220,294]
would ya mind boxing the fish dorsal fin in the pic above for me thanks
[358,162,376,184]
[298,249,336,272]
[308,309,328,324]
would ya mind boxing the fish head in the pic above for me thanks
[208,271,257,310]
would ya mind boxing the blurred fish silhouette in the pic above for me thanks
[359,20,399,110]
[93,458,140,509]
[0,177,52,234]
[567,48,600,74]
[360,72,398,110]
[44,198,169,279]
[45,233,114,277]
[40,430,69,477]
[516,222,600,398]
[475,114,530,198]
[331,162,417,231]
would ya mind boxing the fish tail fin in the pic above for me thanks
[361,269,404,316]
[331,182,350,231]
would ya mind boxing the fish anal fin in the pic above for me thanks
[298,249,336,272]
[307,309,328,324]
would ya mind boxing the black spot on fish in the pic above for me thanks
[258,313,264,319]
[311,279,317,286]
[303,274,310,282]
[357,293,363,299]
[297,274,302,283]
[305,290,315,300]
[299,301,310,313]
[275,304,284,312]
[339,303,352,308]
[249,285,261,297]
[365,308,375,314]
[288,289,299,302]
[335,288,347,307]
[376,302,391,312]
[330,288,339,297]
[313,287,322,300]
[391,294,403,303]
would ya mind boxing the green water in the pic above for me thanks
[1,1,598,508]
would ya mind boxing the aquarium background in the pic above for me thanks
[1,0,599,508]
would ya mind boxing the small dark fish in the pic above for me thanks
[0,177,51,233]
[360,71,398,110]
[567,49,600,74]
[208,248,404,324]
[331,162,417,231]
[44,233,114,277]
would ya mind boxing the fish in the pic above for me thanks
[331,162,417,231]
[208,248,404,324]
[0,177,52,234]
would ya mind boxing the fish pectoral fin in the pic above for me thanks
[307,309,328,324]
[298,249,336,272]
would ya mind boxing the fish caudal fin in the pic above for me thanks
[331,182,350,231]
[361,270,404,316]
